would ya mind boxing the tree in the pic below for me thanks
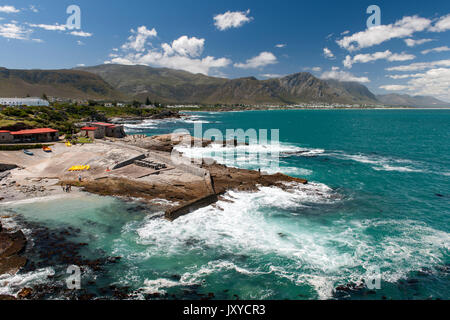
[146,97,151,105]
[42,93,48,101]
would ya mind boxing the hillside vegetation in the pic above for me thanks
[0,104,165,134]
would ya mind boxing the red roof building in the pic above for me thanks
[10,128,58,135]
[81,127,99,131]
[92,122,116,128]
[0,128,59,144]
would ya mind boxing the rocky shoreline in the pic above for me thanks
[0,220,27,300]
[0,132,309,300]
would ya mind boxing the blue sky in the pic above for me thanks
[1,0,449,101]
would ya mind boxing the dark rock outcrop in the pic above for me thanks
[0,227,28,276]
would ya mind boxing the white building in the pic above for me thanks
[0,97,50,107]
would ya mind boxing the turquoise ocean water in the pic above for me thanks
[1,109,449,300]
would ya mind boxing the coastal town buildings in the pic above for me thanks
[0,97,50,107]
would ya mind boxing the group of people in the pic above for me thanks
[62,184,72,193]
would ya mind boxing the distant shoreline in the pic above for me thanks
[177,106,450,113]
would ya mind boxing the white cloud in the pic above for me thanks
[70,30,93,37]
[312,67,322,72]
[0,5,19,13]
[260,74,284,78]
[382,67,450,101]
[162,35,204,57]
[77,40,85,46]
[344,50,415,68]
[0,23,31,40]
[107,53,231,75]
[429,14,450,32]
[406,68,450,100]
[77,63,86,67]
[214,9,253,31]
[29,23,67,31]
[387,74,417,79]
[380,85,409,91]
[337,15,431,51]
[106,27,231,75]
[421,46,450,55]
[275,44,286,48]
[404,38,434,47]
[29,5,39,13]
[121,26,157,52]
[320,69,370,83]
[341,30,350,35]
[234,51,277,69]
[386,59,450,72]
[323,47,335,59]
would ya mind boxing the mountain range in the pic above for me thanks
[376,94,450,108]
[0,64,449,107]
[76,64,379,105]
[0,67,123,100]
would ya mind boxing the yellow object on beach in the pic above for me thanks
[68,165,90,172]
[65,142,72,147]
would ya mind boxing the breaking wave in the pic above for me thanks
[0,268,55,297]
[128,183,449,299]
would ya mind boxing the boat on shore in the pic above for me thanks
[23,149,34,156]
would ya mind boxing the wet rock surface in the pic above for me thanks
[0,221,28,275]
[0,214,246,300]
[0,215,133,300]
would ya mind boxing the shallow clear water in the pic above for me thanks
[2,110,449,300]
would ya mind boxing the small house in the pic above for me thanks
[80,126,105,139]
[91,122,126,138]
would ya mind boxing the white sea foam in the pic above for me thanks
[373,164,423,173]
[327,152,425,173]
[264,166,313,176]
[130,183,450,299]
[140,260,267,295]
[174,141,322,172]
[0,268,55,296]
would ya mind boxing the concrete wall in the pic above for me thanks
[0,132,13,143]
[112,154,146,170]
[104,126,125,138]
[81,130,96,140]
[165,193,219,221]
